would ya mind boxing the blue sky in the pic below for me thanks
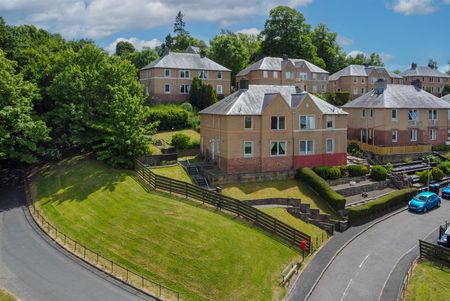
[1,0,449,73]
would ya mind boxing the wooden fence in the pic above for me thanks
[137,154,178,167]
[419,240,450,264]
[348,140,432,155]
[135,159,311,252]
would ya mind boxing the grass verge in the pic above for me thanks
[154,129,200,145]
[0,289,15,301]
[150,164,193,184]
[32,155,299,301]
[404,259,450,301]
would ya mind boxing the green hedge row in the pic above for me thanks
[147,106,190,131]
[312,166,341,180]
[348,188,417,223]
[295,168,346,210]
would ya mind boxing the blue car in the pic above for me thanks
[408,191,441,213]
[442,185,450,199]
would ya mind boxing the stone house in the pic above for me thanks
[401,63,450,97]
[235,56,329,93]
[199,84,348,174]
[139,48,231,103]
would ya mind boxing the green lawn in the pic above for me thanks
[32,155,299,301]
[259,208,327,246]
[153,129,200,144]
[150,164,193,184]
[0,289,15,301]
[404,260,450,301]
[221,180,336,216]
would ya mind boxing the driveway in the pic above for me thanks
[0,186,154,301]
[288,198,450,301]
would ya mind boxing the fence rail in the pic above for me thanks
[419,240,450,264]
[24,179,180,301]
[135,159,311,252]
[348,140,432,155]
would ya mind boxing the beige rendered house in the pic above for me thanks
[139,49,231,103]
[328,65,403,99]
[235,56,329,93]
[343,80,450,162]
[401,63,450,97]
[199,84,348,174]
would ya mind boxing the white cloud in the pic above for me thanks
[336,35,353,46]
[390,0,437,15]
[235,27,261,35]
[346,50,366,58]
[104,37,162,54]
[0,0,313,39]
[380,53,395,62]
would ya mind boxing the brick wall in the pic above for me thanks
[293,153,347,168]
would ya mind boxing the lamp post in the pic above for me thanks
[427,156,431,192]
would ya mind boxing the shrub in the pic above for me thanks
[438,161,450,174]
[147,106,189,131]
[432,145,450,152]
[189,139,200,149]
[432,166,444,181]
[339,165,349,177]
[348,165,368,177]
[370,165,388,181]
[295,168,346,210]
[171,133,191,149]
[312,166,341,180]
[347,142,360,154]
[180,102,193,112]
[312,166,330,179]
[328,167,341,180]
[348,188,417,223]
[416,170,431,184]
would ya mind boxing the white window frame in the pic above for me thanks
[299,72,308,81]
[312,73,317,80]
[164,84,171,94]
[428,109,437,120]
[321,74,327,81]
[285,71,293,80]
[244,116,252,130]
[271,116,286,130]
[362,109,366,118]
[217,71,222,80]
[273,71,279,79]
[326,138,334,154]
[392,109,398,121]
[270,141,287,157]
[180,70,190,78]
[369,109,374,118]
[410,129,418,141]
[392,129,398,143]
[431,128,437,141]
[353,87,358,95]
[326,115,335,128]
[312,85,317,93]
[199,70,208,79]
[447,129,450,140]
[408,109,418,121]
[180,84,190,94]
[447,110,450,120]
[164,69,171,77]
[216,85,223,94]
[244,141,253,157]
[300,115,316,130]
[263,70,268,78]
[299,140,314,155]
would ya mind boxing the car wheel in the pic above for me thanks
[423,207,428,213]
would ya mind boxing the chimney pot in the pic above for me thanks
[282,54,288,61]
[411,62,417,70]
[374,78,387,95]
[411,79,422,90]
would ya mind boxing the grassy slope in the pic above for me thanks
[404,260,450,301]
[154,129,200,144]
[150,164,193,184]
[0,290,15,301]
[221,179,335,216]
[32,156,298,301]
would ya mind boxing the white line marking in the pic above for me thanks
[340,278,353,301]
[377,226,440,301]
[359,253,371,268]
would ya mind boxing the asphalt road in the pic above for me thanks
[305,199,450,301]
[0,186,154,301]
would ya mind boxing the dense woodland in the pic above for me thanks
[1,6,448,169]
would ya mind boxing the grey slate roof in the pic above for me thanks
[343,84,450,109]
[401,65,450,78]
[185,46,201,54]
[141,52,230,71]
[236,57,328,77]
[329,65,403,81]
[442,94,450,103]
[199,85,347,115]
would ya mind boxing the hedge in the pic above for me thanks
[438,161,450,174]
[313,166,341,180]
[348,188,417,223]
[370,165,387,181]
[348,165,369,177]
[295,167,346,210]
[147,106,190,131]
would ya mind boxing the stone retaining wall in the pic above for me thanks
[335,180,388,197]
[203,170,295,185]
[327,175,369,186]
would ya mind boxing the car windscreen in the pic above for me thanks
[415,195,429,202]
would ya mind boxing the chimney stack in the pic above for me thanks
[374,79,387,95]
[411,79,422,90]
[282,54,288,61]
[163,47,170,56]
[411,62,417,70]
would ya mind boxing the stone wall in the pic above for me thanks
[203,169,296,185]
[334,180,389,197]
[327,175,369,186]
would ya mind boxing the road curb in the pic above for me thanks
[303,206,408,300]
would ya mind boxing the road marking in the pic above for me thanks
[359,253,370,268]
[340,278,353,301]
[378,226,440,301]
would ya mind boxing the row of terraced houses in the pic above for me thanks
[139,47,450,174]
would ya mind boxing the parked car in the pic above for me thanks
[442,184,450,199]
[408,191,441,213]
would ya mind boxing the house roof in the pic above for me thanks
[441,94,450,103]
[236,57,328,77]
[185,46,201,54]
[401,65,450,78]
[343,84,450,109]
[329,65,403,81]
[199,85,347,115]
[141,52,230,71]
